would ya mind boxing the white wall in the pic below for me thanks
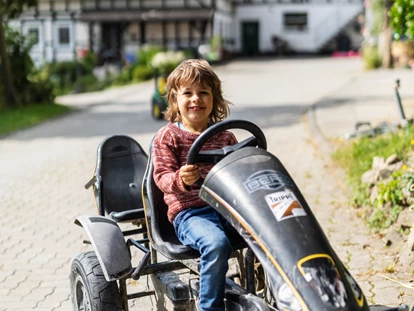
[234,2,363,53]
[75,22,89,51]
[9,17,80,66]
[213,10,234,50]
[215,0,233,12]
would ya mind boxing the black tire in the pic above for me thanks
[70,251,122,311]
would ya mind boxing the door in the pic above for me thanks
[101,23,123,64]
[242,21,259,56]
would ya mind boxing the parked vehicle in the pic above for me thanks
[69,119,410,311]
[151,70,169,120]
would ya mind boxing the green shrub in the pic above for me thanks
[389,0,414,40]
[81,51,97,72]
[41,61,93,94]
[73,74,99,93]
[367,170,408,230]
[93,75,115,91]
[210,35,223,52]
[3,26,54,105]
[369,205,403,230]
[362,44,382,70]
[151,51,186,74]
[24,79,55,104]
[132,65,154,82]
[137,45,164,66]
[112,65,135,85]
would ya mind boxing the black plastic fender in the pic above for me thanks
[75,215,131,282]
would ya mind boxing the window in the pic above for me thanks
[283,13,308,31]
[28,28,39,44]
[58,27,70,45]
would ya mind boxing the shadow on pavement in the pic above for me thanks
[5,93,387,141]
[7,102,313,140]
[370,305,410,311]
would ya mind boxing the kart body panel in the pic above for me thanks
[200,147,368,311]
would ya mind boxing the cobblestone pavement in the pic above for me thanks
[1,57,413,310]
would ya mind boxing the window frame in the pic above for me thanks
[53,21,73,50]
[58,27,71,45]
[283,12,308,32]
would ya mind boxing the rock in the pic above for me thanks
[372,156,385,170]
[385,154,400,165]
[398,230,414,268]
[370,185,378,204]
[383,229,403,249]
[385,161,404,172]
[377,168,392,180]
[402,187,410,200]
[395,208,414,231]
[362,170,376,185]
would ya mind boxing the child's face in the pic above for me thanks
[176,82,213,132]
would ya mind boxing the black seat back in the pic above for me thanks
[142,139,199,260]
[92,135,148,219]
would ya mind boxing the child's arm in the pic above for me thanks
[152,139,191,194]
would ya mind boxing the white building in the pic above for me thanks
[9,0,364,66]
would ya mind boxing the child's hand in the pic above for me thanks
[180,165,200,186]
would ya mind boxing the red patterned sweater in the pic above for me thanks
[152,123,237,223]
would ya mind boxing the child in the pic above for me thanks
[152,59,238,311]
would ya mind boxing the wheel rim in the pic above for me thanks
[75,274,91,311]
[153,104,160,118]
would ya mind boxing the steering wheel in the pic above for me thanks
[187,119,267,186]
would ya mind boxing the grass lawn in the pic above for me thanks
[0,103,72,137]
[332,125,414,186]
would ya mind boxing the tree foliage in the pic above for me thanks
[389,0,414,40]
[0,0,37,108]
[0,0,37,18]
[4,25,54,105]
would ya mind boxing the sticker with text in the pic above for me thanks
[265,190,307,221]
[244,170,293,193]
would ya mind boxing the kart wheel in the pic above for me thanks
[254,259,265,292]
[70,251,122,311]
[254,262,277,308]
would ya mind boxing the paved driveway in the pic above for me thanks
[1,57,412,310]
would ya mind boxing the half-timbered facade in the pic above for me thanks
[9,0,363,66]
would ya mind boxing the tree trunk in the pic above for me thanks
[0,16,17,108]
[382,0,394,68]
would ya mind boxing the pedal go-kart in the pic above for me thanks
[69,119,411,311]
[151,70,169,120]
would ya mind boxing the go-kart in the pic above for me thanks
[151,70,169,120]
[69,119,411,311]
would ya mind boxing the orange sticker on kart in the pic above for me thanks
[265,190,307,221]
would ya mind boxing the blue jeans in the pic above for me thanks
[173,206,237,311]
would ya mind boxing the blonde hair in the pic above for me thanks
[164,59,230,124]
